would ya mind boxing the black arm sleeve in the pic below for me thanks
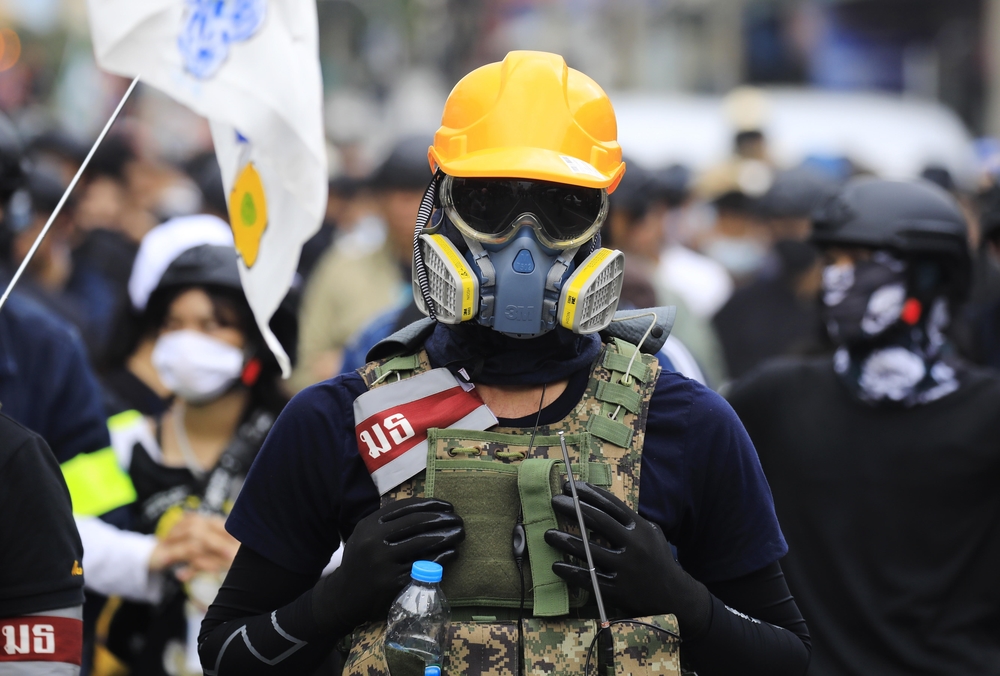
[202,550,809,675]
[199,545,346,675]
[682,561,811,675]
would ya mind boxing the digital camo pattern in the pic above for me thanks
[611,615,681,676]
[523,617,597,675]
[443,622,519,676]
[576,344,660,510]
[342,621,520,676]
[342,622,388,676]
[342,618,681,676]
[346,342,667,674]
[521,615,680,676]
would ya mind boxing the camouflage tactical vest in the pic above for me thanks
[344,339,680,676]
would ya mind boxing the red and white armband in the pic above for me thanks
[0,606,82,675]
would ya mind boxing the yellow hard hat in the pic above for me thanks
[429,51,625,193]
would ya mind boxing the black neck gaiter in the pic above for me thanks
[424,322,602,386]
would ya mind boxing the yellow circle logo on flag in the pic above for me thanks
[228,162,268,268]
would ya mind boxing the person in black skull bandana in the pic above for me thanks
[728,177,1000,675]
[821,246,964,406]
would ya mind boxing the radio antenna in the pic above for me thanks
[0,75,140,314]
[558,430,614,674]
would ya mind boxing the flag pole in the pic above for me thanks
[0,74,141,315]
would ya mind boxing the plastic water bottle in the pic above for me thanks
[386,561,450,673]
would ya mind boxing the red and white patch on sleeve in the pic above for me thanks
[0,616,82,665]
[354,368,498,494]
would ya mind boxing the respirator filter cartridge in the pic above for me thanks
[557,248,626,334]
[414,233,479,324]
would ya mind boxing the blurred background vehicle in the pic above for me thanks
[615,88,978,185]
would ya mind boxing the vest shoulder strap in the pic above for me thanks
[364,317,436,364]
[584,338,661,452]
[357,349,432,389]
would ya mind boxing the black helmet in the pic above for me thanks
[651,164,691,208]
[27,129,88,165]
[370,135,433,191]
[811,177,969,262]
[812,177,971,300]
[608,160,690,220]
[156,244,243,293]
[151,244,298,364]
[1,166,71,238]
[0,112,25,204]
[758,166,838,220]
[608,159,655,220]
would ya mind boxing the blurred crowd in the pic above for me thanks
[10,99,1000,401]
[2,59,1000,674]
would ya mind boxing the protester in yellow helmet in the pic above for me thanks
[199,51,810,676]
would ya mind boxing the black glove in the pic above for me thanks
[544,482,710,631]
[314,497,464,636]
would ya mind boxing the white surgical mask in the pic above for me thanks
[703,236,768,277]
[152,330,245,404]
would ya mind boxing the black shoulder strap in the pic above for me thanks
[201,409,275,514]
[365,317,436,363]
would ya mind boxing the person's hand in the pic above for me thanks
[544,482,709,627]
[315,497,464,635]
[149,513,240,579]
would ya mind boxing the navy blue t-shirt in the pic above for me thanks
[0,293,111,463]
[227,358,786,585]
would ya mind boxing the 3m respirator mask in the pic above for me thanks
[413,174,625,338]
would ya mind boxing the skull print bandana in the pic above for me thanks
[822,251,965,407]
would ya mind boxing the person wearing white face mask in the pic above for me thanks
[74,244,295,676]
[98,213,236,417]
[152,328,247,405]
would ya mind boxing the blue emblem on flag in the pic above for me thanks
[178,0,267,80]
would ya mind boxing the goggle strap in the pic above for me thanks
[413,171,444,320]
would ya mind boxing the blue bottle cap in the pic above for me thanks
[410,560,443,583]
[424,666,441,676]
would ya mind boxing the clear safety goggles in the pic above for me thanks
[439,175,609,250]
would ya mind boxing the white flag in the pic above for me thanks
[86,0,328,376]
